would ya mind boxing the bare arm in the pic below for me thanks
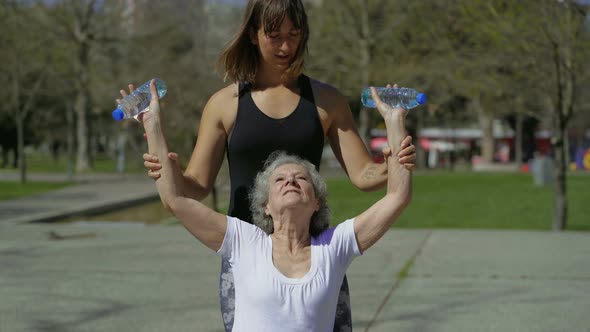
[142,86,233,202]
[141,80,227,251]
[353,87,413,254]
[320,84,415,192]
[326,93,387,191]
[181,89,230,201]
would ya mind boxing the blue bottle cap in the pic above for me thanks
[416,93,427,105]
[112,108,124,121]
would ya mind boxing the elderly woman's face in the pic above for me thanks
[265,163,319,216]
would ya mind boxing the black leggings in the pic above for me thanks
[219,257,353,331]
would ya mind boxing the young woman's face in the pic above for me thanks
[251,17,302,70]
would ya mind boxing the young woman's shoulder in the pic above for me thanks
[202,83,240,134]
[308,77,349,113]
[309,77,344,99]
[206,83,239,108]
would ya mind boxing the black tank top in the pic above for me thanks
[226,75,325,223]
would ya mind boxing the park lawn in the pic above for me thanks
[0,181,72,200]
[327,172,590,231]
[20,171,587,232]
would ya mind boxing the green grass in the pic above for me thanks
[0,181,72,200]
[327,172,590,231]
[6,168,588,231]
[109,171,589,231]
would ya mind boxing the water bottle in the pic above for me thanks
[112,78,167,121]
[361,87,427,109]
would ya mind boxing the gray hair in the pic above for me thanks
[249,151,330,237]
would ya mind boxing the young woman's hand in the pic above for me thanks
[398,136,417,171]
[382,136,416,171]
[143,152,179,180]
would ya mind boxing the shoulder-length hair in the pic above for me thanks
[217,0,309,83]
[249,151,330,237]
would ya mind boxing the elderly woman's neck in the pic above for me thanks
[272,220,311,251]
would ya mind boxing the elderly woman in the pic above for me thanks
[140,81,412,331]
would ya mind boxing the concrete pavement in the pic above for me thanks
[0,173,159,224]
[1,172,589,331]
[1,223,588,332]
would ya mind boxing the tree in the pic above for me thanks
[470,0,590,229]
[107,0,237,210]
[526,0,589,230]
[307,0,403,143]
[35,0,125,172]
[0,1,50,182]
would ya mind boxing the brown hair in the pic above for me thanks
[217,0,309,83]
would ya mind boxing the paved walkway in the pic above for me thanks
[1,172,589,331]
[0,172,159,224]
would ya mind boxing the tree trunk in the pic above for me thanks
[11,64,27,183]
[358,0,371,145]
[416,105,426,169]
[473,95,494,162]
[15,115,26,183]
[550,44,574,230]
[116,125,128,174]
[75,40,91,172]
[66,100,75,181]
[448,109,456,171]
[75,88,91,172]
[515,113,523,164]
[70,0,96,173]
[552,113,568,231]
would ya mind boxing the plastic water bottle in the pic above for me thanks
[112,78,167,121]
[361,87,427,109]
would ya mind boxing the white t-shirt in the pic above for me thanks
[217,216,362,332]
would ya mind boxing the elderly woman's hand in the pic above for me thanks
[373,84,415,171]
[116,79,161,125]
[370,83,408,121]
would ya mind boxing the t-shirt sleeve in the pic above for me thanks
[217,216,264,263]
[318,218,362,266]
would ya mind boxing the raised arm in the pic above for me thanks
[353,86,413,254]
[141,86,232,202]
[316,82,415,192]
[141,80,227,251]
[324,89,386,191]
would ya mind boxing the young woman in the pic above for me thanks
[123,1,416,330]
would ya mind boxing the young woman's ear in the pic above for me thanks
[249,28,259,45]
